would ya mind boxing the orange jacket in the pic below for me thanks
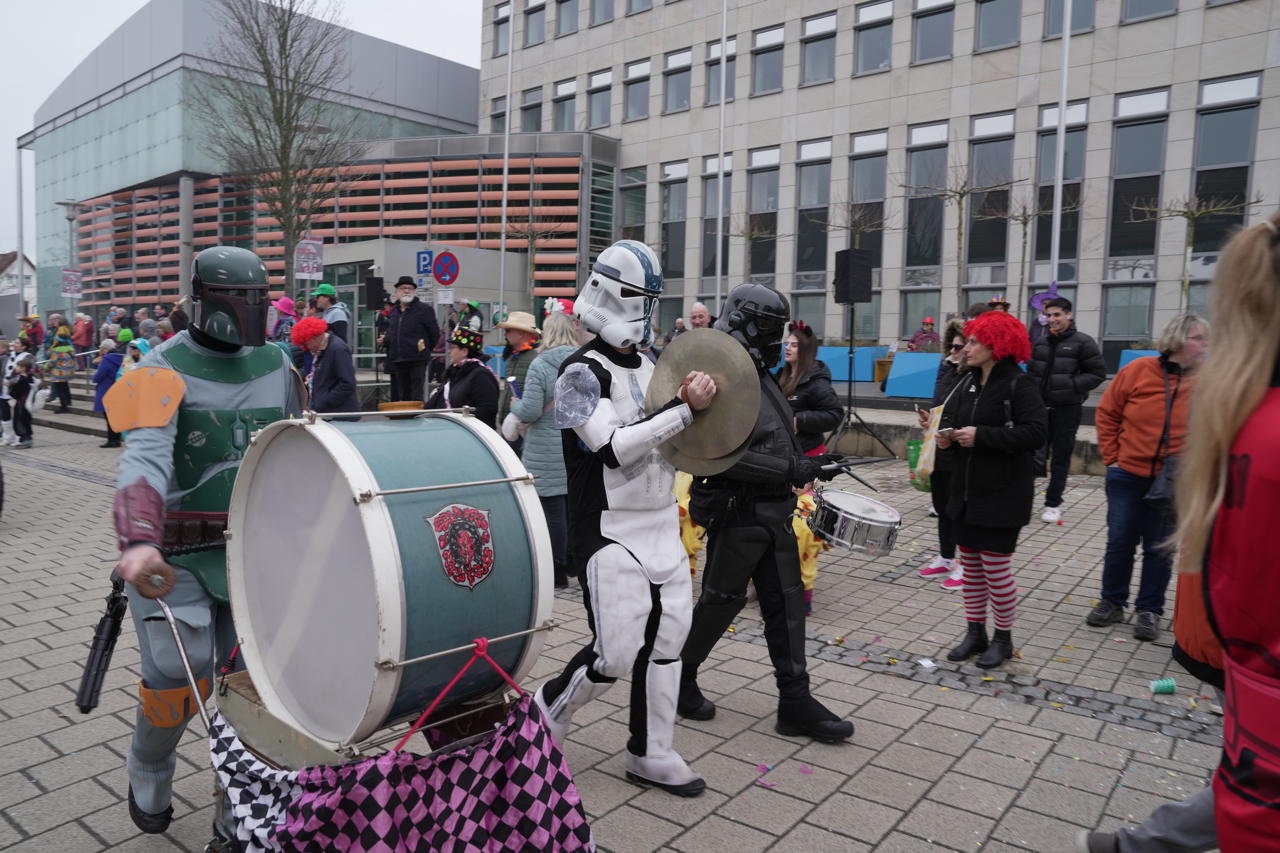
[1172,571,1223,689]
[1094,355,1192,477]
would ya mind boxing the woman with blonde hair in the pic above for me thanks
[509,310,582,587]
[1169,211,1280,849]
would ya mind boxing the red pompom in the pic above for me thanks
[291,316,328,347]
[963,310,1031,363]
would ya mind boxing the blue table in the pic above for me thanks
[817,346,889,382]
[1118,350,1159,370]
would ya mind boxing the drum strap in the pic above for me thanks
[393,637,526,753]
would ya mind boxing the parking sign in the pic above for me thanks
[417,250,434,276]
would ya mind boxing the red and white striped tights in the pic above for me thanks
[958,546,1016,630]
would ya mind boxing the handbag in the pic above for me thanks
[1144,365,1180,506]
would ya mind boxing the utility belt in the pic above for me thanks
[689,481,794,531]
[161,511,228,549]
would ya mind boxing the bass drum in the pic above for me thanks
[227,412,552,748]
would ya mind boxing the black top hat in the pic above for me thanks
[394,275,416,287]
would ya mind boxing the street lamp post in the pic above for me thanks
[55,200,82,320]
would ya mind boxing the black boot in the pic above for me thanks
[947,622,989,662]
[776,695,854,743]
[976,629,1013,669]
[553,567,569,589]
[677,674,715,720]
[128,785,173,834]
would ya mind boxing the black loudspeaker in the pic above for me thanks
[833,249,874,304]
[364,276,385,310]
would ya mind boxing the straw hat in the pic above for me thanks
[496,311,539,335]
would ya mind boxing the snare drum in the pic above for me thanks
[808,490,901,556]
[226,412,552,748]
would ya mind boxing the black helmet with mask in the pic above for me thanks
[191,246,270,348]
[714,283,791,369]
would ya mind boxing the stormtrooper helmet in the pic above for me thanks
[575,240,664,350]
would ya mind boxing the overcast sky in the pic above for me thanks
[0,0,483,261]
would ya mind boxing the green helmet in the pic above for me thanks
[191,246,270,347]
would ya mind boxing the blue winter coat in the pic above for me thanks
[510,345,575,497]
[92,352,124,413]
[309,335,359,413]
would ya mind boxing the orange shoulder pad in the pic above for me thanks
[104,368,187,432]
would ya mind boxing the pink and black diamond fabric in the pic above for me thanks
[210,696,595,852]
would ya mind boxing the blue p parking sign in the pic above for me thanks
[416,250,434,276]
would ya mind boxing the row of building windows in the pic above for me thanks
[614,74,1259,281]
[615,73,1259,357]
[493,0,1247,71]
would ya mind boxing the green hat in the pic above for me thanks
[117,328,135,343]
[312,283,337,298]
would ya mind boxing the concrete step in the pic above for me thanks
[31,410,109,439]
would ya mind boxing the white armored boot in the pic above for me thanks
[534,665,613,747]
[624,660,706,797]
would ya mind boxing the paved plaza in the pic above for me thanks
[0,429,1221,852]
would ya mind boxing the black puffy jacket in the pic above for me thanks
[784,360,843,453]
[427,359,499,428]
[940,359,1048,529]
[1026,324,1106,408]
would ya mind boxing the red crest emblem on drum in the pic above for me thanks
[428,504,496,589]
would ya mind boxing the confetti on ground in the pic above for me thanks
[756,780,776,788]
[981,677,995,682]
[918,658,937,669]
[872,636,882,644]
[800,765,813,775]
[757,764,772,773]
[727,626,735,633]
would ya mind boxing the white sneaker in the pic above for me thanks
[1041,506,1062,523]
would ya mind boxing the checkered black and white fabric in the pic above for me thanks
[210,696,595,852]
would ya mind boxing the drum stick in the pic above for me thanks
[818,459,880,493]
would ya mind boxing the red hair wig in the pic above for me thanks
[291,316,328,347]
[964,310,1031,363]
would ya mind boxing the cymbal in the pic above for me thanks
[646,328,760,460]
[659,431,751,477]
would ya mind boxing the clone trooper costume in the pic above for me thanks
[108,247,302,834]
[535,240,710,797]
[678,284,855,743]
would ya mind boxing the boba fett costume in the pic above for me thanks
[106,246,302,834]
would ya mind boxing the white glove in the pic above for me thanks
[501,412,522,442]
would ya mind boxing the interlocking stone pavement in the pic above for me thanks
[0,430,1221,851]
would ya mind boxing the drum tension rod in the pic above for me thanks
[355,474,536,503]
[375,620,559,671]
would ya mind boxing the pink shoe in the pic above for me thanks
[941,576,963,590]
[919,556,952,577]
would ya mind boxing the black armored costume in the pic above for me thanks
[677,283,854,743]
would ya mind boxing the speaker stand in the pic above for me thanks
[827,301,897,458]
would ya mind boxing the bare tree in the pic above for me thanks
[496,203,578,304]
[190,0,370,294]
[975,188,1080,318]
[822,197,896,250]
[903,167,1022,314]
[1128,192,1265,310]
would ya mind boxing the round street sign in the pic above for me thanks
[433,251,460,286]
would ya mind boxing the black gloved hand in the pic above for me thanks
[789,456,822,488]
[814,453,845,482]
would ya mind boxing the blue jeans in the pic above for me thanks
[1101,466,1176,614]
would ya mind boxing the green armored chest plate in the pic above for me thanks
[165,340,287,383]
[174,406,287,510]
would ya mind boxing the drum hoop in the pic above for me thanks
[816,489,900,523]
[226,418,408,749]
[436,413,554,696]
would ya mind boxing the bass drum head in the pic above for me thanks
[227,419,391,746]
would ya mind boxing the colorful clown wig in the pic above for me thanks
[963,309,1031,364]
[290,316,328,347]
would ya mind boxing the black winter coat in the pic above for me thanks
[386,299,441,364]
[931,358,967,473]
[941,359,1048,529]
[784,360,843,453]
[1026,324,1106,408]
[428,359,499,428]
[309,334,359,413]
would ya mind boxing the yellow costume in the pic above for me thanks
[792,491,828,593]
[674,471,704,574]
